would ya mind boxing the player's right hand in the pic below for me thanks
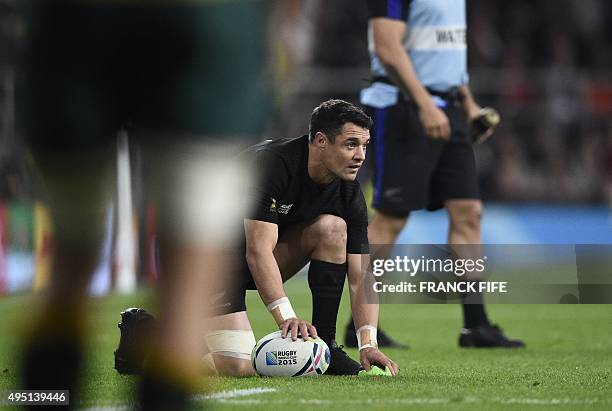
[280,318,318,341]
[419,103,450,140]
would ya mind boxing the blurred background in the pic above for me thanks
[0,0,611,295]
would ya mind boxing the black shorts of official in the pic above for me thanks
[364,97,479,216]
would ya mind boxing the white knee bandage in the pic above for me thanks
[205,330,256,360]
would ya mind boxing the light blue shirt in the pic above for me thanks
[362,0,469,108]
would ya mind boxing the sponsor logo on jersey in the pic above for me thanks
[278,204,293,215]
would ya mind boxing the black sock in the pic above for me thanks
[308,259,347,345]
[460,288,490,329]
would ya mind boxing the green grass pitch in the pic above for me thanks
[0,276,611,410]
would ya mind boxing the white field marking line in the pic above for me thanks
[79,387,277,410]
[498,397,602,405]
[214,398,451,405]
[195,387,277,401]
[78,393,611,409]
[206,397,610,406]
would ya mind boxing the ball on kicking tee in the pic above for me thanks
[251,330,330,377]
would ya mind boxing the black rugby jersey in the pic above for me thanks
[243,135,369,254]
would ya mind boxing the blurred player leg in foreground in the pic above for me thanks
[20,0,269,408]
[138,141,251,409]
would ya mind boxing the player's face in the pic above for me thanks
[325,123,370,181]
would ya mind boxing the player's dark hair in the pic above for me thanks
[308,99,372,143]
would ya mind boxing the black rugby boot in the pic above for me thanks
[326,340,363,375]
[459,324,525,348]
[114,307,157,374]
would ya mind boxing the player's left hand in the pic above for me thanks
[359,347,399,376]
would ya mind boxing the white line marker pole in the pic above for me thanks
[115,129,136,294]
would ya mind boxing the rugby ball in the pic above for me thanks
[251,330,330,377]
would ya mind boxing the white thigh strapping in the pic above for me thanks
[205,330,256,360]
